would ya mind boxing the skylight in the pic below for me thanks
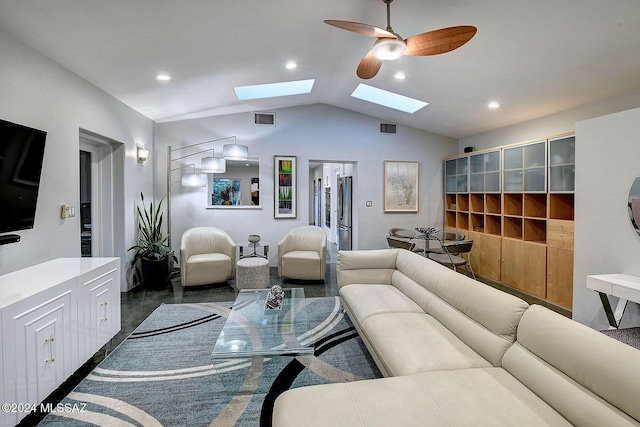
[350,84,428,114]
[234,79,315,101]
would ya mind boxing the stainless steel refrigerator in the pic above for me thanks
[337,176,352,250]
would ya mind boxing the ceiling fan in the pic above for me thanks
[324,0,477,79]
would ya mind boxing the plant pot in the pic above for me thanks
[140,255,171,289]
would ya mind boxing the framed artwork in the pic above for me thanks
[384,160,419,212]
[274,155,297,218]
[211,178,241,206]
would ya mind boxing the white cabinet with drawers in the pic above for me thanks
[0,257,120,426]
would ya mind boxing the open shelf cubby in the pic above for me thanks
[456,194,469,212]
[471,213,485,232]
[485,194,501,214]
[503,216,523,239]
[523,194,547,218]
[549,194,574,220]
[445,211,457,228]
[457,212,470,230]
[524,218,547,243]
[446,194,457,211]
[503,194,523,216]
[470,194,484,213]
[486,214,502,236]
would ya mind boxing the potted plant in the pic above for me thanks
[128,192,175,289]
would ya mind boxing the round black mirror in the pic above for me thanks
[628,177,640,236]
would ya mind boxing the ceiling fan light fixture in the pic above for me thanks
[372,37,406,60]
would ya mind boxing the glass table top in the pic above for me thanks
[211,288,314,359]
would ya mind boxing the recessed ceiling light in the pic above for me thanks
[488,101,500,109]
[156,74,171,81]
[234,79,315,101]
[285,61,298,70]
[394,72,406,80]
[350,84,428,114]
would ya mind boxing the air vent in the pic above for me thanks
[254,112,275,125]
[380,123,397,134]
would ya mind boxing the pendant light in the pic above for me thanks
[223,137,249,161]
[201,153,226,173]
[181,173,207,187]
[178,164,207,187]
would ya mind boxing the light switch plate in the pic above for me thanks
[366,201,373,207]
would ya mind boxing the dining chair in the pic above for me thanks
[386,233,426,255]
[427,240,475,278]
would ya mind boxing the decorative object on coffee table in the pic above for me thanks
[265,284,285,310]
[248,234,261,243]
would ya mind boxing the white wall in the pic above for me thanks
[574,107,640,329]
[460,89,640,152]
[0,28,155,287]
[156,104,458,266]
[459,91,640,329]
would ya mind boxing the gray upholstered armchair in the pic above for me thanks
[277,226,327,281]
[180,227,236,287]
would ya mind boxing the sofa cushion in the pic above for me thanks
[340,284,424,324]
[503,305,640,426]
[185,253,232,286]
[337,249,398,288]
[273,367,572,427]
[361,312,492,377]
[393,250,528,365]
[281,251,322,280]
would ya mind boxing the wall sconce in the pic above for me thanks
[137,147,150,163]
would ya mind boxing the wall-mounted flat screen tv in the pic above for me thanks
[0,118,47,233]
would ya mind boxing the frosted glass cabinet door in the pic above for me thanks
[469,150,500,193]
[503,141,546,192]
[470,173,484,192]
[445,157,469,193]
[485,172,500,192]
[445,159,457,193]
[486,151,500,172]
[524,142,546,168]
[549,135,575,192]
[504,170,524,192]
[503,146,523,170]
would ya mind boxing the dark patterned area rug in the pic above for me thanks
[601,327,640,350]
[37,297,381,427]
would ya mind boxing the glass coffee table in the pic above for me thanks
[211,288,314,394]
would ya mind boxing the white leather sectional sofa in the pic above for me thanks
[273,249,640,426]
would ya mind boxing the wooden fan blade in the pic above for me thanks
[324,20,396,38]
[357,51,383,79]
[405,26,477,56]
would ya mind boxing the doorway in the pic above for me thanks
[79,149,93,256]
[309,161,357,250]
[79,131,124,259]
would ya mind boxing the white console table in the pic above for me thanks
[0,257,120,427]
[586,274,640,329]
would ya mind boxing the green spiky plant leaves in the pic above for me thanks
[128,192,174,262]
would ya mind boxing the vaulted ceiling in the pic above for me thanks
[1,0,640,139]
